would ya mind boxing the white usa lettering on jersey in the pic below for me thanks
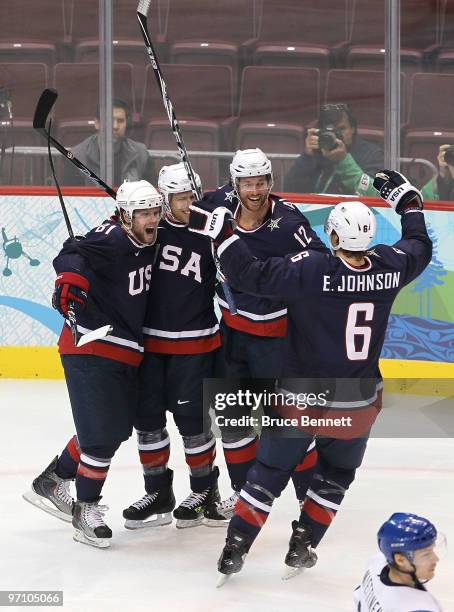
[129,264,152,295]
[353,554,442,612]
[159,244,202,283]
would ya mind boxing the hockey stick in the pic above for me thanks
[34,89,113,347]
[136,1,237,315]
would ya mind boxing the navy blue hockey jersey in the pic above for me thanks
[208,184,327,336]
[143,216,220,354]
[54,218,157,366]
[217,211,432,379]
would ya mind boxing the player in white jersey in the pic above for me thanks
[354,512,442,611]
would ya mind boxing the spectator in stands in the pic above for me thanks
[421,144,454,201]
[284,103,383,197]
[63,98,154,187]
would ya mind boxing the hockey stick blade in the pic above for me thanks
[33,89,58,129]
[137,0,152,17]
[77,325,113,348]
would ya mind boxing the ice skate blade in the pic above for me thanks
[73,529,110,548]
[22,490,72,523]
[175,516,204,529]
[202,516,229,528]
[124,512,173,530]
[216,572,233,588]
[282,565,304,581]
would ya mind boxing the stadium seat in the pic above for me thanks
[141,63,234,188]
[54,63,135,145]
[346,0,439,75]
[403,72,454,180]
[0,63,50,184]
[232,66,320,158]
[72,0,163,63]
[0,0,67,67]
[145,123,220,190]
[252,0,349,78]
[324,69,406,136]
[166,0,255,87]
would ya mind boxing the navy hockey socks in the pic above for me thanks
[291,441,318,508]
[137,429,171,492]
[222,434,258,491]
[183,432,216,492]
[228,481,275,544]
[299,474,348,547]
[55,435,80,479]
[76,452,112,502]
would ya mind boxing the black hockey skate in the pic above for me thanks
[282,520,318,580]
[173,467,220,529]
[22,456,73,522]
[123,469,176,529]
[217,528,252,587]
[204,491,239,527]
[72,498,112,549]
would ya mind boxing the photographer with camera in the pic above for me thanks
[284,103,383,197]
[421,144,454,201]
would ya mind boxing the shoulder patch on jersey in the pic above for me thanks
[224,189,237,203]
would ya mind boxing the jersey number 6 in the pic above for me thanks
[345,303,374,360]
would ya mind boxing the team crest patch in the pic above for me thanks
[268,217,282,231]
[224,189,237,203]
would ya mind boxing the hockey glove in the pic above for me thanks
[373,169,423,214]
[189,199,236,244]
[52,272,89,317]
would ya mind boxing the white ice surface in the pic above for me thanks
[1,380,453,612]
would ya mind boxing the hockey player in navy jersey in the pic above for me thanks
[122,163,222,529]
[188,169,432,579]
[202,148,327,524]
[354,513,442,611]
[23,180,163,548]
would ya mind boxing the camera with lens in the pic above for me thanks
[318,125,343,151]
[316,103,349,152]
[443,145,454,165]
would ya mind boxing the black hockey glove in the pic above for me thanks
[188,195,236,244]
[52,271,89,317]
[373,170,423,214]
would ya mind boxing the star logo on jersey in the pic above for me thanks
[224,189,237,203]
[268,217,282,231]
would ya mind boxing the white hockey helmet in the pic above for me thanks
[324,201,376,251]
[230,148,273,190]
[158,162,202,215]
[116,179,163,243]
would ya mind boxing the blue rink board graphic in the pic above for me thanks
[0,195,453,362]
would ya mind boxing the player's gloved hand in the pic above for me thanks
[52,272,89,317]
[373,169,423,214]
[188,196,236,243]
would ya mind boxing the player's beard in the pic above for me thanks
[240,193,269,213]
